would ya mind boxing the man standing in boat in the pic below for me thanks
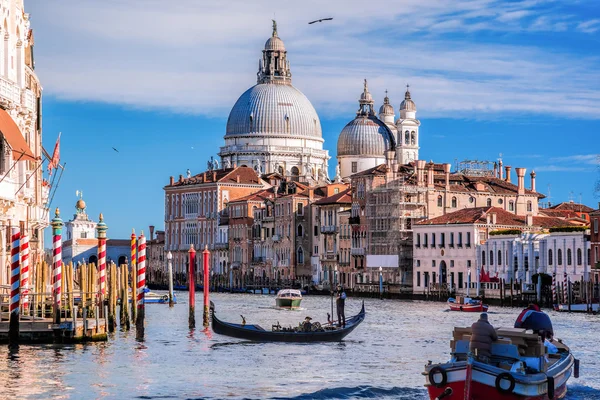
[336,286,346,327]
[469,313,498,362]
[515,303,554,340]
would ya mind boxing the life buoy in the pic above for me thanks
[495,372,515,394]
[428,366,447,388]
[547,376,555,399]
[162,294,169,301]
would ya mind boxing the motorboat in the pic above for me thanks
[143,288,177,304]
[448,296,489,312]
[424,326,578,399]
[275,289,302,309]
[210,301,365,342]
[554,303,599,313]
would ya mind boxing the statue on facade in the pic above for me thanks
[335,163,342,183]
[223,159,231,169]
[186,169,191,178]
[254,159,262,174]
[213,158,220,170]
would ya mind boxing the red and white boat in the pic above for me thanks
[424,327,578,400]
[448,297,489,312]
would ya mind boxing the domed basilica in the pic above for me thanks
[218,22,421,182]
[219,21,330,183]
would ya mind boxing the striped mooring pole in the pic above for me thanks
[51,208,64,325]
[552,272,556,305]
[96,214,108,303]
[20,233,30,316]
[136,231,146,341]
[562,271,568,305]
[9,228,21,346]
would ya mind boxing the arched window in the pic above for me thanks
[509,201,515,211]
[278,166,284,175]
[451,196,457,208]
[527,201,532,212]
[291,166,300,177]
[410,131,416,145]
[297,225,303,237]
[577,248,582,265]
[567,249,572,265]
[497,250,502,265]
[297,203,303,215]
[557,249,563,266]
[490,250,494,265]
[297,247,304,264]
[481,251,486,265]
[405,130,410,145]
[487,198,492,207]
[437,195,443,207]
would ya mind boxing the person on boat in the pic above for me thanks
[336,286,346,327]
[470,312,498,361]
[302,316,312,332]
[514,303,554,340]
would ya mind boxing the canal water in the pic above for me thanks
[1,293,599,399]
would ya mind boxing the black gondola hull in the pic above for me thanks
[211,303,365,342]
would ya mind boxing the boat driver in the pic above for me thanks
[302,316,313,332]
[470,313,498,362]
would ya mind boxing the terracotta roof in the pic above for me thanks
[417,206,577,229]
[350,163,389,178]
[229,188,275,203]
[548,202,595,213]
[314,188,352,205]
[166,166,262,187]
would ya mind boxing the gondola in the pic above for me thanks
[210,301,365,342]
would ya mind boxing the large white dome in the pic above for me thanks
[225,83,322,139]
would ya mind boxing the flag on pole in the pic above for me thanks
[48,133,61,176]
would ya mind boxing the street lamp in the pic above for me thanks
[167,251,174,307]
[379,266,383,300]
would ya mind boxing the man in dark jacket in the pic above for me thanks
[336,286,346,327]
[515,303,554,340]
[470,313,498,360]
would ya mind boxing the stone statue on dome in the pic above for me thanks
[254,160,262,174]
[335,163,342,183]
[223,159,231,169]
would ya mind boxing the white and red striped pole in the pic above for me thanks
[96,214,108,298]
[9,228,21,346]
[136,231,146,340]
[552,272,556,305]
[51,208,64,324]
[20,233,30,316]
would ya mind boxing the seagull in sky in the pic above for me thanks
[308,17,333,24]
[112,147,119,153]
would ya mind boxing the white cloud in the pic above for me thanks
[26,0,600,119]
[549,154,600,165]
[577,19,600,33]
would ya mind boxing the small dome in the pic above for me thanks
[400,86,416,112]
[337,116,395,157]
[76,199,86,210]
[264,36,285,51]
[379,92,394,115]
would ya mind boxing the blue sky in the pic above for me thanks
[27,0,599,244]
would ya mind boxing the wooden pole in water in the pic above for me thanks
[500,279,504,308]
[203,245,210,328]
[167,251,174,307]
[107,262,116,332]
[188,244,196,329]
[120,264,129,330]
[136,232,146,341]
[510,278,514,307]
[96,213,108,317]
[51,208,64,326]
[130,230,137,323]
[9,228,21,347]
[567,279,572,312]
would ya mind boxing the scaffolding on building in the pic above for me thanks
[365,174,428,283]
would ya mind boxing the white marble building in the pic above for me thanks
[0,0,48,284]
[218,21,330,183]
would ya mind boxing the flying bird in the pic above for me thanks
[308,17,333,24]
[112,147,119,153]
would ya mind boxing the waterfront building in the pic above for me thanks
[62,198,129,266]
[163,166,269,278]
[591,207,600,281]
[0,0,48,284]
[539,201,595,224]
[313,188,352,288]
[218,22,330,183]
[146,226,165,285]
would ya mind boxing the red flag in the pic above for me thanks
[48,133,60,176]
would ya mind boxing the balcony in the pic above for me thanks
[593,262,600,270]
[272,234,281,242]
[213,242,228,250]
[320,225,338,234]
[251,256,266,264]
[23,88,36,111]
[351,248,365,256]
[0,76,21,104]
[349,216,360,225]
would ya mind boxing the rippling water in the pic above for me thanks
[1,293,599,399]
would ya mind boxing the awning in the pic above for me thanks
[0,108,37,161]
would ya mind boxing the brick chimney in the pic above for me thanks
[526,214,533,226]
[203,172,207,181]
[499,160,503,180]
[213,171,217,181]
[416,160,426,187]
[515,168,526,195]
[149,225,155,240]
[170,176,174,186]
[491,212,497,224]
[236,175,240,183]
[427,162,435,189]
[493,162,498,178]
[505,166,511,183]
[179,174,183,183]
[444,163,451,190]
[530,170,536,192]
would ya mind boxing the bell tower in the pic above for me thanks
[257,20,292,85]
[396,85,420,165]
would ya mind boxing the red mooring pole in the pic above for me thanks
[189,245,196,329]
[136,232,146,341]
[203,245,210,328]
